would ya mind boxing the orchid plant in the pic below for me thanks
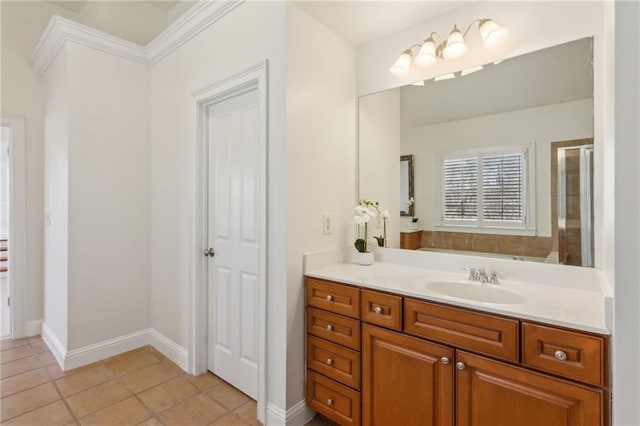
[354,200,390,252]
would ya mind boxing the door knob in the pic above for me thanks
[456,362,466,370]
[204,248,215,257]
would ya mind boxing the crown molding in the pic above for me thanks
[30,15,147,75]
[30,0,245,75]
[146,0,245,65]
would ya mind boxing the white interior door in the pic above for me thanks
[206,88,260,399]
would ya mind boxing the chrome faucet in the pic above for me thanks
[464,267,489,283]
[464,267,505,284]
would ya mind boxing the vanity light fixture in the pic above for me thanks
[410,80,425,86]
[434,73,456,81]
[389,18,508,78]
[461,65,484,76]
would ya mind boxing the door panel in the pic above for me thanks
[207,89,260,399]
[456,351,603,426]
[362,324,454,426]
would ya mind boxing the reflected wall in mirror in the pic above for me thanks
[400,155,414,216]
[358,37,595,267]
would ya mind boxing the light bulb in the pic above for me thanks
[389,50,412,78]
[414,38,437,68]
[479,19,508,48]
[442,25,468,60]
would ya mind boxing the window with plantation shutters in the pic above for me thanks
[439,146,532,230]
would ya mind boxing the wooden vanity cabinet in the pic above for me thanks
[362,324,453,426]
[456,351,603,426]
[399,231,423,250]
[305,277,609,426]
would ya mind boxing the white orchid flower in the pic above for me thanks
[380,209,390,219]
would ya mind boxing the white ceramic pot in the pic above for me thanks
[357,251,374,266]
[409,221,419,230]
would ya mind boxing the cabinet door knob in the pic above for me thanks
[326,358,333,366]
[554,350,568,361]
[441,357,450,365]
[326,398,333,406]
[456,362,466,370]
[326,324,333,332]
[373,306,383,314]
[326,295,333,302]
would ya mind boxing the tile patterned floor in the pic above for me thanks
[0,336,258,425]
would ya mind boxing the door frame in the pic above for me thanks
[0,118,27,339]
[190,61,268,421]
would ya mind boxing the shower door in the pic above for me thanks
[557,144,594,267]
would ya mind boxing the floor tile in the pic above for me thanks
[79,396,152,426]
[36,350,58,366]
[55,363,115,397]
[104,348,162,377]
[118,361,183,394]
[137,375,200,413]
[136,417,164,426]
[185,371,223,391]
[66,380,132,418]
[207,382,251,410]
[158,394,227,426]
[1,355,41,379]
[30,340,50,353]
[1,382,60,421]
[1,345,34,363]
[305,414,337,426]
[0,367,50,397]
[210,413,247,426]
[0,339,29,351]
[233,400,257,425]
[45,362,67,380]
[3,400,73,426]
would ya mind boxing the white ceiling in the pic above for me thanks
[48,1,181,14]
[294,1,470,46]
[398,38,594,127]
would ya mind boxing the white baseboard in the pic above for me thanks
[65,329,151,370]
[149,328,188,372]
[25,320,42,337]
[39,324,189,372]
[266,400,314,426]
[41,323,66,370]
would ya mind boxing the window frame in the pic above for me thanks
[436,144,536,234]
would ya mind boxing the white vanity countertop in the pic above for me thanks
[305,261,611,335]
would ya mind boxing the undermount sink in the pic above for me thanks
[425,280,527,304]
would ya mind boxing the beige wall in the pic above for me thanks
[285,3,356,407]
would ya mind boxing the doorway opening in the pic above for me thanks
[0,118,27,340]
[1,124,10,338]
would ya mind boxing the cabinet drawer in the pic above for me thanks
[306,278,360,319]
[361,289,403,330]
[404,298,519,362]
[307,335,360,389]
[522,322,606,386]
[307,370,361,426]
[307,307,361,350]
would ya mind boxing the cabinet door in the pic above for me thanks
[456,351,603,426]
[362,324,453,426]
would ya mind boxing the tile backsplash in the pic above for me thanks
[421,231,552,259]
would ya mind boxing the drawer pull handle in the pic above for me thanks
[441,357,450,365]
[326,358,333,366]
[373,306,383,314]
[326,324,333,332]
[326,398,333,406]
[326,295,333,302]
[554,350,568,361]
[456,362,466,370]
